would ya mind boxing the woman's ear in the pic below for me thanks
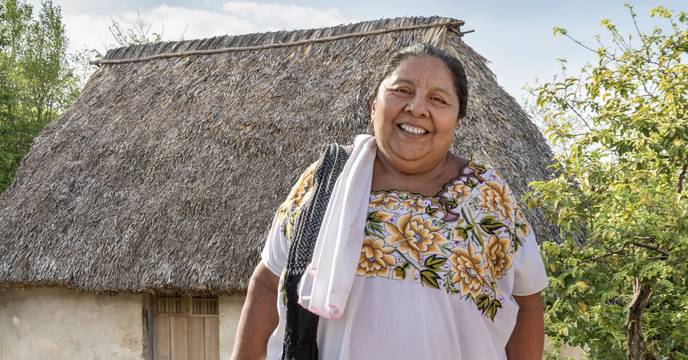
[370,98,377,117]
[367,98,377,135]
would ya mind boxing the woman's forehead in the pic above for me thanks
[386,56,456,93]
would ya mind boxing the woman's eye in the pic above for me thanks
[393,88,412,95]
[431,96,447,104]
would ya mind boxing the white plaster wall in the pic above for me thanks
[0,287,143,360]
[219,295,245,359]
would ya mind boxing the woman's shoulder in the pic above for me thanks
[275,161,319,240]
[462,160,534,245]
[440,159,520,219]
[281,161,318,211]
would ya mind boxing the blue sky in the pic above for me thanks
[30,0,686,102]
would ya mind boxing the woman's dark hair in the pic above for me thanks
[374,43,468,119]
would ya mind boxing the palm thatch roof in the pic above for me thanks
[0,16,555,295]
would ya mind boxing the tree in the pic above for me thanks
[0,1,175,192]
[20,0,78,123]
[0,0,78,191]
[0,0,31,122]
[529,4,688,360]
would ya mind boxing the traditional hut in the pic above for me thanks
[0,16,555,359]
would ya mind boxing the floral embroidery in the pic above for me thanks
[277,163,317,239]
[514,208,530,244]
[449,242,485,298]
[484,234,512,279]
[400,197,428,212]
[357,238,396,277]
[385,213,448,262]
[280,160,532,321]
[446,183,472,204]
[363,162,529,321]
[370,193,399,210]
[478,180,515,224]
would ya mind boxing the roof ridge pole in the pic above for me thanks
[91,20,464,66]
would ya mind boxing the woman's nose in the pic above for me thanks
[405,95,429,117]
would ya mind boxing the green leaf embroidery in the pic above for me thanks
[479,216,506,234]
[420,270,441,289]
[444,271,460,294]
[423,254,448,271]
[460,208,472,224]
[393,266,406,279]
[476,295,502,321]
[454,227,469,242]
[367,211,384,223]
[470,161,487,175]
[512,232,523,252]
[367,222,385,238]
[365,211,386,238]
[393,261,411,279]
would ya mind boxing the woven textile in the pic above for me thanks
[282,143,351,360]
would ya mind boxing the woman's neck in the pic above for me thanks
[372,149,461,195]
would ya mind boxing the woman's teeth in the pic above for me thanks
[399,124,428,135]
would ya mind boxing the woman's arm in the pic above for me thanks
[231,262,280,360]
[505,292,545,360]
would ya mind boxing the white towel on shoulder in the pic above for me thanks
[297,134,377,319]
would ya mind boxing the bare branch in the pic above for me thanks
[564,99,594,131]
[564,32,614,60]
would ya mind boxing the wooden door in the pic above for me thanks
[153,296,219,360]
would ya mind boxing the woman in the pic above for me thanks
[232,44,548,360]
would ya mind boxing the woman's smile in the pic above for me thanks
[397,123,429,136]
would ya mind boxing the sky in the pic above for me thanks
[26,0,686,102]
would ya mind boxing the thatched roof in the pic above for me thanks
[0,16,555,295]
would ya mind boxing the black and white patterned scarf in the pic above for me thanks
[281,143,352,360]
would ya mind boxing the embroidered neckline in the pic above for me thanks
[370,160,475,200]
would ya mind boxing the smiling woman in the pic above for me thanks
[370,45,468,193]
[232,44,548,360]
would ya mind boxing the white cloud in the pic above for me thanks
[221,2,347,29]
[62,2,349,55]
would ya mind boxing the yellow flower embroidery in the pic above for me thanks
[478,181,515,223]
[447,183,472,203]
[449,243,485,298]
[286,165,315,208]
[358,238,396,277]
[370,193,398,210]
[385,213,447,262]
[400,197,426,212]
[276,164,317,239]
[484,235,512,279]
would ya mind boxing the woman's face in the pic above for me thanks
[371,55,461,174]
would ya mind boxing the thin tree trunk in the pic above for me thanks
[626,277,655,360]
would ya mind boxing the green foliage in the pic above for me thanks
[529,4,688,359]
[0,2,173,193]
[0,0,79,192]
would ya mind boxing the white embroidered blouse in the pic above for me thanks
[261,160,548,360]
